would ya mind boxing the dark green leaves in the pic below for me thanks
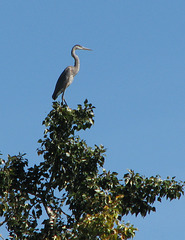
[0,100,184,239]
[120,170,184,217]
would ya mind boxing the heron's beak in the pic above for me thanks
[82,47,92,51]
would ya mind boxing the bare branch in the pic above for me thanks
[0,234,5,240]
[0,219,6,227]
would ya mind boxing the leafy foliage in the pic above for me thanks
[0,100,184,239]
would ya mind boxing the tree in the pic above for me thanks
[0,100,184,239]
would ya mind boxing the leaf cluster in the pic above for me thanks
[0,100,184,239]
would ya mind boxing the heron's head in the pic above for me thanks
[73,44,92,51]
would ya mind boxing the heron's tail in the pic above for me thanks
[52,92,57,100]
[52,88,63,100]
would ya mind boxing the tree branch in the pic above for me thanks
[0,219,6,227]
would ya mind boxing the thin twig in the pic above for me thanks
[0,234,5,240]
[0,219,6,227]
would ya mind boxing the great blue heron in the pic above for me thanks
[52,44,92,105]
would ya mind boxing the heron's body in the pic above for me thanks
[52,66,75,100]
[52,44,91,104]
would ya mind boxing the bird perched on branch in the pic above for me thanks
[52,44,92,105]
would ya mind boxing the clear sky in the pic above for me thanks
[0,1,185,239]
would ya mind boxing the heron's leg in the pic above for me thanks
[64,99,68,106]
[61,92,68,106]
[61,93,64,105]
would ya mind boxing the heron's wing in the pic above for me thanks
[52,67,72,100]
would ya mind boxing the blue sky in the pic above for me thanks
[0,1,185,239]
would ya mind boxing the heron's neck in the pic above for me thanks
[71,49,80,75]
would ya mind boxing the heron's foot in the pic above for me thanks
[61,100,68,106]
